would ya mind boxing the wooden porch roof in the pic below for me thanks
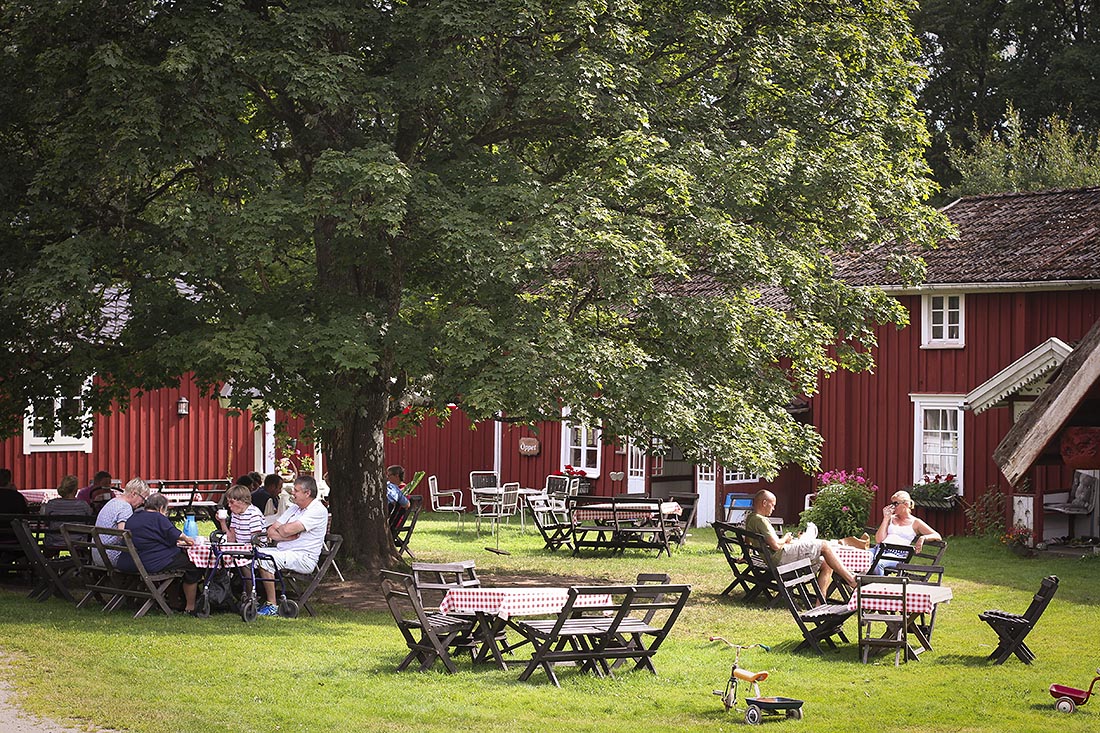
[994,318,1100,485]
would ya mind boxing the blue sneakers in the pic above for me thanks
[258,603,279,617]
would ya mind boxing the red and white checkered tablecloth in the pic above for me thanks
[18,489,59,505]
[848,583,953,614]
[832,545,874,575]
[438,587,612,619]
[572,502,682,522]
[186,542,255,569]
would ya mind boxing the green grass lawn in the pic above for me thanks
[2,515,1099,733]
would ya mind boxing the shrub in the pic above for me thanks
[799,468,877,539]
[962,488,1006,539]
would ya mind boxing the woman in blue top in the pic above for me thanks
[118,492,203,615]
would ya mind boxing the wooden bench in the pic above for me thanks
[514,582,692,687]
[151,479,231,521]
[567,496,673,557]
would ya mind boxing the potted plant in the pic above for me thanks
[1001,523,1035,556]
[908,474,959,510]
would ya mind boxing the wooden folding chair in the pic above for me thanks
[380,570,477,674]
[92,527,184,618]
[392,495,422,558]
[280,534,343,616]
[979,575,1059,665]
[525,493,572,551]
[856,574,909,666]
[666,492,698,547]
[411,560,480,611]
[885,539,947,638]
[10,518,77,603]
[714,522,782,604]
[776,558,855,654]
[61,523,115,609]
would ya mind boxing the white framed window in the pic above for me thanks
[921,293,965,348]
[697,462,717,483]
[723,468,759,484]
[910,394,964,491]
[649,437,665,477]
[23,395,93,454]
[560,415,602,477]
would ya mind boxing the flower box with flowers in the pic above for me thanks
[908,474,959,510]
[1001,523,1035,557]
[557,466,594,495]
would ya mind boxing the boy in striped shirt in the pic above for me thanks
[218,484,267,544]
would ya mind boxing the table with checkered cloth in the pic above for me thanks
[832,545,874,575]
[438,587,612,619]
[18,489,59,506]
[572,501,682,522]
[186,542,256,569]
[848,582,953,614]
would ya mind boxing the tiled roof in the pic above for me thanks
[836,187,1100,287]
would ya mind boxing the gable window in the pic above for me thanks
[922,293,964,348]
[910,395,964,490]
[23,395,93,454]
[561,417,602,477]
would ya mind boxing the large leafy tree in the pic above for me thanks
[1,0,947,569]
[916,0,1100,186]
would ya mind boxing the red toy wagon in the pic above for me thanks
[1050,668,1100,713]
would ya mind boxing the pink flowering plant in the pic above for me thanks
[798,468,878,539]
[1001,523,1033,548]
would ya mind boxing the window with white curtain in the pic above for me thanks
[910,394,964,489]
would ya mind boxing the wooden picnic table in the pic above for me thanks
[567,496,678,556]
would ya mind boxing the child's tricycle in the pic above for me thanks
[1050,668,1100,713]
[710,637,804,725]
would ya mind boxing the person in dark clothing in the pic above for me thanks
[118,492,202,615]
[251,473,285,517]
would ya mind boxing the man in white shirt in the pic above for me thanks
[256,475,329,616]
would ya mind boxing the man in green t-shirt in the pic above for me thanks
[744,490,857,591]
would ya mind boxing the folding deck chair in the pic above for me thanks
[978,575,1059,665]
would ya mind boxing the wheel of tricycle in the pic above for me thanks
[195,596,211,619]
[278,599,300,619]
[787,707,803,720]
[240,597,257,622]
[744,705,762,725]
[1055,697,1077,714]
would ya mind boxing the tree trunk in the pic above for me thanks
[322,389,399,573]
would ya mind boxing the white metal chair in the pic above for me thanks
[428,475,466,531]
[476,482,520,535]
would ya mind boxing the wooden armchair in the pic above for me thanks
[380,570,478,674]
[714,522,782,604]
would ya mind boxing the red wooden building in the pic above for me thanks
[5,188,1099,540]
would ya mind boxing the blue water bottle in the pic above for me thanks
[183,514,198,539]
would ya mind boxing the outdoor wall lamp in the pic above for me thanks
[176,396,190,417]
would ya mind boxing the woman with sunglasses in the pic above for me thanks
[871,490,942,575]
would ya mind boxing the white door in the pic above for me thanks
[627,440,647,495]
[695,462,716,525]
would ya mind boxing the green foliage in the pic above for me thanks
[916,0,1100,187]
[798,468,877,539]
[948,105,1100,196]
[962,487,1007,539]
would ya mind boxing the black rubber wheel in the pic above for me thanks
[196,596,211,619]
[240,597,258,622]
[787,707,804,720]
[745,705,762,725]
[278,599,300,619]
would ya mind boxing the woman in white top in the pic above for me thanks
[871,490,942,575]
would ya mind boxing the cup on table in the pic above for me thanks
[194,534,208,545]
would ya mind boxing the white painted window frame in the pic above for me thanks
[910,394,965,492]
[560,411,602,477]
[723,468,759,484]
[23,393,93,454]
[921,293,965,348]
